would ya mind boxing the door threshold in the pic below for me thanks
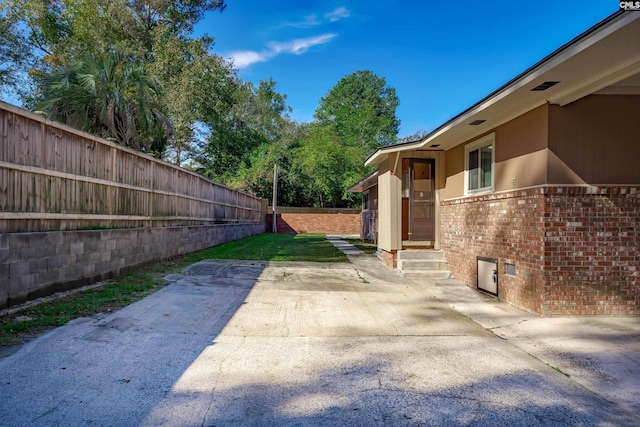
[402,241,434,249]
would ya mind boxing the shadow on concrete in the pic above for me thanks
[0,260,264,426]
[139,336,639,426]
[2,257,639,426]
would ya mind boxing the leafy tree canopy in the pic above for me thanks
[0,1,403,209]
[0,0,226,62]
[1,0,232,159]
[397,129,429,144]
[194,78,292,182]
[314,70,400,154]
[36,51,172,154]
[0,12,35,97]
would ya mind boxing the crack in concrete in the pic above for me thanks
[352,267,369,284]
[201,337,246,427]
[486,318,529,331]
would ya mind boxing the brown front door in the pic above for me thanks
[408,159,435,241]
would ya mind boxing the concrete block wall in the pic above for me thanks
[441,186,640,316]
[266,208,360,235]
[0,223,265,309]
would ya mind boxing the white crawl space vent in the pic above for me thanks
[477,257,498,296]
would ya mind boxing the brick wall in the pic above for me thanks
[266,207,360,235]
[0,223,265,309]
[441,186,639,316]
[543,186,639,316]
[441,188,547,314]
[379,249,397,269]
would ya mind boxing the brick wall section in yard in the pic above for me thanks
[266,207,360,235]
[441,186,639,316]
[0,223,265,309]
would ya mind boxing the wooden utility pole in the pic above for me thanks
[272,164,278,233]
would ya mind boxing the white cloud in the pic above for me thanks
[268,34,337,55]
[228,34,337,69]
[324,6,350,22]
[228,50,270,68]
[281,6,350,28]
[291,14,321,28]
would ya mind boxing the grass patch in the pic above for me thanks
[184,233,348,263]
[0,261,186,348]
[551,365,570,378]
[343,238,377,254]
[0,233,346,347]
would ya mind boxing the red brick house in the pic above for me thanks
[350,10,640,316]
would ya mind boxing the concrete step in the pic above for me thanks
[397,249,446,261]
[402,271,452,280]
[397,249,449,279]
[398,259,448,271]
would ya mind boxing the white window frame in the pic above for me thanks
[464,133,495,196]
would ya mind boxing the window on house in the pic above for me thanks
[465,133,494,194]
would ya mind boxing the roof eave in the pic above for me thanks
[365,9,634,166]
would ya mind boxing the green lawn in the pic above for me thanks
[0,233,346,347]
[184,233,348,263]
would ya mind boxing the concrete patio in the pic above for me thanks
[0,240,638,426]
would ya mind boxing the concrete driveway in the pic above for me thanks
[0,247,638,426]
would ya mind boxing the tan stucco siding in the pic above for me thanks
[494,104,549,191]
[444,144,465,199]
[377,171,401,251]
[548,95,640,184]
[494,104,548,162]
[378,157,392,175]
[495,150,548,190]
[444,105,549,199]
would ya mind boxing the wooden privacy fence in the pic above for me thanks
[0,101,265,233]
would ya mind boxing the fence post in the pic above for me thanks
[109,147,116,227]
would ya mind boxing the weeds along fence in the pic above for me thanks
[0,101,265,233]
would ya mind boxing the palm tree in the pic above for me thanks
[36,51,172,155]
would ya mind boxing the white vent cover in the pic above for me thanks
[477,257,498,296]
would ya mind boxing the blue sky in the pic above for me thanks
[198,1,617,138]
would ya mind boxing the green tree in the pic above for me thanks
[0,0,226,63]
[292,123,368,208]
[0,13,36,97]
[36,51,172,153]
[398,129,429,143]
[291,70,400,207]
[158,40,238,164]
[1,0,230,159]
[314,70,400,154]
[195,79,292,182]
[294,124,344,207]
[229,121,316,207]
